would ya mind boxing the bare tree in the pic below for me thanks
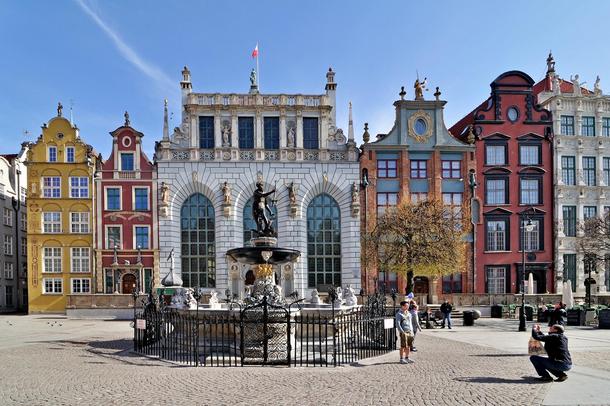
[577,214,610,305]
[363,199,468,293]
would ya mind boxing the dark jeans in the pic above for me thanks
[442,313,452,328]
[530,355,572,378]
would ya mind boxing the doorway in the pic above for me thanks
[122,273,136,294]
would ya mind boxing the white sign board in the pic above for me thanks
[384,318,394,329]
[136,319,146,330]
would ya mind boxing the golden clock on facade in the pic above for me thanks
[408,110,433,143]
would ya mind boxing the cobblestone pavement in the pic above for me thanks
[0,316,556,406]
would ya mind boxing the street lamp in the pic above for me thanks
[519,216,535,332]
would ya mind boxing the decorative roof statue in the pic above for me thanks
[222,124,231,147]
[434,86,441,101]
[552,75,561,95]
[250,69,257,86]
[570,74,582,96]
[414,77,427,100]
[287,126,295,148]
[594,75,602,96]
[363,123,370,144]
[252,181,276,238]
[546,51,555,75]
[124,111,130,127]
[57,102,63,117]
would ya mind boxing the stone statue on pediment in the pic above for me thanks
[414,77,427,100]
[160,182,170,206]
[570,74,581,96]
[553,75,561,95]
[222,123,231,147]
[287,126,295,148]
[594,75,602,96]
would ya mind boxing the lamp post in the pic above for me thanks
[519,215,535,332]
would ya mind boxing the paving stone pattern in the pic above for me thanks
[0,327,551,406]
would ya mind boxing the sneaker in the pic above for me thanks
[534,376,553,382]
[411,347,418,352]
[448,326,452,329]
[555,374,568,382]
[405,358,415,364]
[399,359,408,364]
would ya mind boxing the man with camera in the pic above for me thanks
[530,324,572,382]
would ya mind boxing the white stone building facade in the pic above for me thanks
[538,59,610,297]
[155,67,361,299]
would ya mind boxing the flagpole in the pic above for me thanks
[256,43,260,89]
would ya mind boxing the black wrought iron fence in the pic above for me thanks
[133,292,397,367]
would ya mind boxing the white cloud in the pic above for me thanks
[74,0,174,95]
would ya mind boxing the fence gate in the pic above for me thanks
[240,297,291,365]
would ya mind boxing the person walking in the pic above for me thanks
[530,324,572,382]
[396,301,414,364]
[440,299,453,329]
[409,300,422,352]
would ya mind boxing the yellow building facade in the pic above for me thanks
[26,105,98,313]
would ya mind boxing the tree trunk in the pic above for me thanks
[406,270,414,294]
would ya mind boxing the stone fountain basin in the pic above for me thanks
[226,246,301,265]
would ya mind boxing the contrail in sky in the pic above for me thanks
[74,0,174,94]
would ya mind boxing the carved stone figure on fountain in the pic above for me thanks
[310,288,321,304]
[332,287,344,307]
[252,181,277,239]
[344,284,357,306]
[208,290,220,309]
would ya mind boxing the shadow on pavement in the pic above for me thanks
[469,353,528,357]
[454,376,545,384]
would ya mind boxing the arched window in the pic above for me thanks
[180,193,215,288]
[307,194,341,288]
[242,196,277,244]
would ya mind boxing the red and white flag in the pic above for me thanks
[251,43,259,58]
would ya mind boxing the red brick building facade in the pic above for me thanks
[94,116,159,295]
[450,71,554,294]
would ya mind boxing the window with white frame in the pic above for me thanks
[42,177,61,198]
[485,178,508,205]
[4,262,14,279]
[486,266,506,294]
[43,278,62,294]
[43,212,61,233]
[561,156,576,185]
[519,144,540,165]
[43,247,62,273]
[3,208,12,226]
[48,146,57,162]
[70,212,89,233]
[71,278,91,294]
[442,192,463,219]
[135,226,149,249]
[71,248,90,273]
[441,160,461,179]
[120,153,134,171]
[521,219,541,251]
[21,238,26,256]
[583,157,597,186]
[134,188,149,211]
[485,144,507,165]
[20,212,26,230]
[376,192,398,216]
[486,219,508,251]
[560,115,575,135]
[4,235,13,255]
[520,178,541,205]
[69,177,89,198]
[106,188,121,210]
[106,226,121,249]
[66,146,75,163]
[582,116,596,136]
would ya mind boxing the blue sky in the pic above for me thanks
[0,0,608,158]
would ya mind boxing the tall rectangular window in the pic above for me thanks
[376,192,398,216]
[135,226,149,249]
[441,160,461,178]
[606,255,610,292]
[486,219,508,251]
[485,144,507,165]
[66,146,75,163]
[563,206,577,237]
[3,208,12,226]
[21,237,26,256]
[519,144,540,165]
[582,116,596,136]
[583,157,596,186]
[69,177,89,198]
[43,212,61,233]
[71,247,90,273]
[604,157,610,185]
[583,206,597,220]
[134,188,149,211]
[106,226,121,249]
[263,117,279,150]
[442,193,463,219]
[43,278,62,294]
[442,273,462,294]
[410,160,427,179]
[43,247,62,273]
[410,193,427,203]
[603,118,610,137]
[238,117,254,149]
[521,219,541,251]
[120,153,134,171]
[5,286,12,306]
[71,278,91,294]
[43,177,61,198]
[560,115,575,135]
[377,159,397,178]
[486,266,507,294]
[3,263,13,280]
[48,146,57,162]
[106,188,121,210]
[4,235,13,255]
[303,117,319,149]
[70,212,89,233]
[520,178,541,205]
[199,116,215,148]
[485,178,507,205]
[563,254,576,292]
[20,212,26,230]
[561,156,576,185]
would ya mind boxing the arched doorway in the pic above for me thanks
[122,273,136,294]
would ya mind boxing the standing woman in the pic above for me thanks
[409,300,422,352]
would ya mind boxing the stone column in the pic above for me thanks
[555,254,564,294]
[255,110,263,149]
[296,110,303,149]
[190,115,198,148]
[576,253,585,295]
[214,110,222,149]
[557,203,565,237]
[279,110,287,149]
[231,112,238,148]
[556,153,564,185]
[576,113,582,137]
[320,110,329,150]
